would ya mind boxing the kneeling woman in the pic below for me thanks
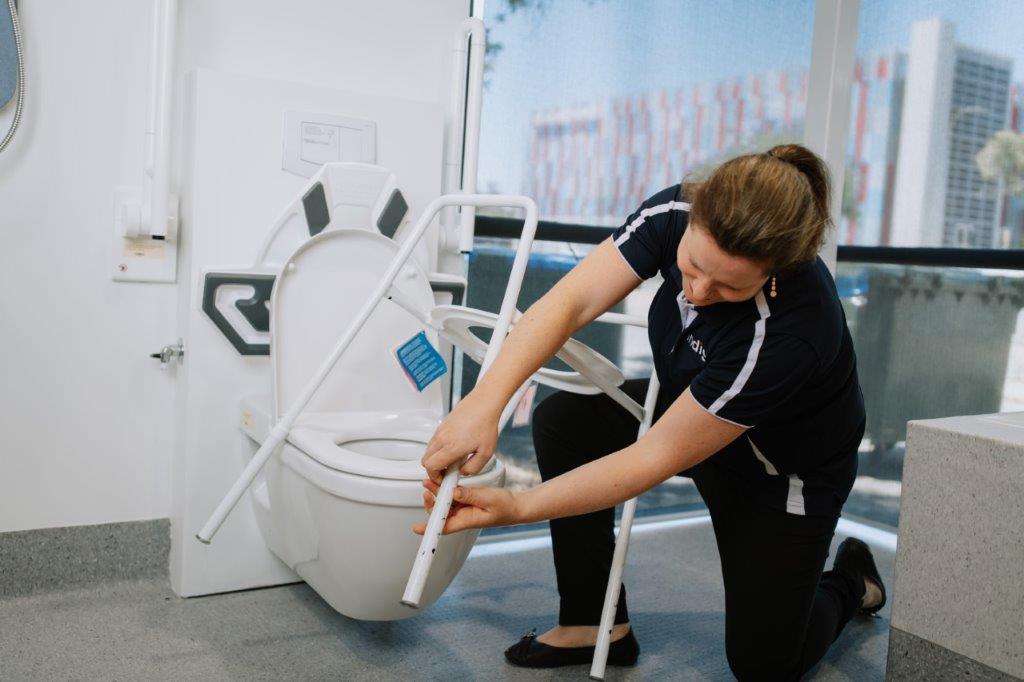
[418,144,885,680]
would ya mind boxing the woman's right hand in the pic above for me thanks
[420,391,502,483]
[413,480,522,535]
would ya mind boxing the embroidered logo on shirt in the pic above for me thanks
[686,334,707,362]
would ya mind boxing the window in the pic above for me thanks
[843,1,1024,250]
[474,0,816,520]
[837,1,1024,527]
[469,0,1024,532]
[478,0,815,225]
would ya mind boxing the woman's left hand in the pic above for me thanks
[412,479,522,535]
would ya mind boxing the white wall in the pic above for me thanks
[0,0,469,534]
[0,0,174,533]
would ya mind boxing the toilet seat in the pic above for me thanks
[288,409,486,481]
[240,397,497,506]
[290,423,497,482]
[431,305,626,394]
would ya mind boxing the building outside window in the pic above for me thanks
[472,0,1024,530]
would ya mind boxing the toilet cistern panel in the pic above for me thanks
[282,110,377,179]
[271,229,443,421]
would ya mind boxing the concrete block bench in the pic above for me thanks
[887,413,1024,680]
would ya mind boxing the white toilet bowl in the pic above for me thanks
[240,229,504,620]
[239,399,502,620]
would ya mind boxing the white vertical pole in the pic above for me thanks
[442,21,474,231]
[589,374,660,681]
[803,0,860,274]
[457,22,486,254]
[147,0,178,240]
[441,18,486,255]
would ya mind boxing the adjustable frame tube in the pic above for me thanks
[590,374,661,680]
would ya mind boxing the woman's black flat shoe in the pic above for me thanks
[835,537,887,615]
[504,628,640,669]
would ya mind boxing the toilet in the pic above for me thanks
[211,162,633,621]
[238,227,504,621]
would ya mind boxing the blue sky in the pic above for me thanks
[857,0,1024,62]
[477,0,1024,196]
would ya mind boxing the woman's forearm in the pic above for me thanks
[512,391,746,524]
[423,393,746,534]
[515,439,678,523]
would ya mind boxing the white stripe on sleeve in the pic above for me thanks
[708,290,771,415]
[688,391,752,428]
[613,201,690,247]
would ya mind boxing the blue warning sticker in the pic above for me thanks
[395,331,448,392]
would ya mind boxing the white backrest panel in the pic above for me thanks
[256,163,400,269]
[323,163,396,231]
[271,230,442,420]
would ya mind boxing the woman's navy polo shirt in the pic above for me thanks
[613,184,866,518]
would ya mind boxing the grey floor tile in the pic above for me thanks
[0,519,892,681]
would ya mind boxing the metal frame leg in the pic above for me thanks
[590,374,660,680]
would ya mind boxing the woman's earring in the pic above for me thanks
[770,276,778,298]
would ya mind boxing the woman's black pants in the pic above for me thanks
[532,379,865,681]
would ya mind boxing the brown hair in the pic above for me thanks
[686,144,832,274]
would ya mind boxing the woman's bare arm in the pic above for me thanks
[416,390,747,534]
[515,391,745,521]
